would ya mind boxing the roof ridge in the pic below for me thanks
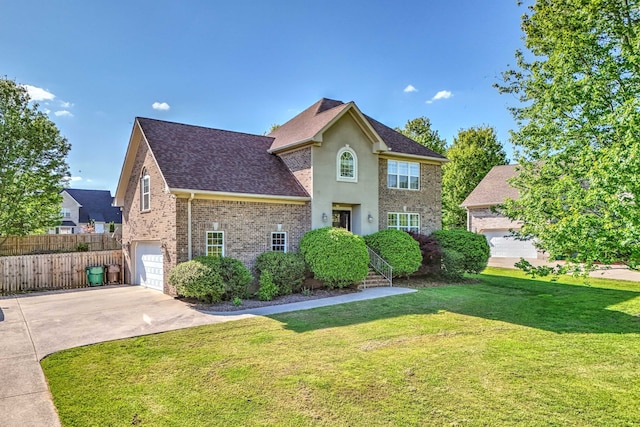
[136,117,273,141]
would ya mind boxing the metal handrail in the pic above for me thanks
[365,245,393,287]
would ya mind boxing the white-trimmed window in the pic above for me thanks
[271,232,287,252]
[206,231,224,257]
[337,146,357,182]
[140,168,150,211]
[387,160,419,190]
[61,208,71,219]
[388,212,420,233]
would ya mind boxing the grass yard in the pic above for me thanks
[42,267,640,426]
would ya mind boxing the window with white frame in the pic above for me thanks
[337,146,357,182]
[61,208,71,219]
[387,160,420,190]
[271,232,287,252]
[206,231,224,257]
[140,168,150,211]
[387,212,420,233]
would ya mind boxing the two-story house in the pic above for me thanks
[114,98,447,293]
[50,188,122,234]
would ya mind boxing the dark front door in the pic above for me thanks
[332,210,351,231]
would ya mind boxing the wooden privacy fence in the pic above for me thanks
[0,233,121,256]
[0,250,122,295]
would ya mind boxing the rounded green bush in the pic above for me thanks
[432,229,490,274]
[218,257,252,300]
[255,251,306,295]
[364,229,421,277]
[168,257,224,303]
[441,248,465,280]
[258,271,279,301]
[299,227,369,288]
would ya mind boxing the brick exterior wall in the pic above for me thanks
[467,207,522,233]
[185,199,311,269]
[378,159,442,235]
[121,135,177,293]
[278,147,312,195]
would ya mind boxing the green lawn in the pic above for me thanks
[42,267,640,426]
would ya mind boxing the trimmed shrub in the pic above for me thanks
[219,257,252,300]
[364,229,421,277]
[441,248,465,280]
[255,251,306,295]
[168,257,224,303]
[432,229,490,274]
[408,232,443,276]
[299,227,369,288]
[258,271,279,301]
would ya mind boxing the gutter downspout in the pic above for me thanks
[187,193,195,260]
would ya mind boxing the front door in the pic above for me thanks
[332,210,351,231]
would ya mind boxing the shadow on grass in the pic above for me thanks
[271,274,640,334]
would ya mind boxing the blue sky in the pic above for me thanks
[2,0,526,192]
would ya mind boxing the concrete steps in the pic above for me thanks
[360,269,391,288]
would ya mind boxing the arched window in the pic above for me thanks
[140,168,150,211]
[337,146,357,182]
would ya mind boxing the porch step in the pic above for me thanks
[359,269,391,289]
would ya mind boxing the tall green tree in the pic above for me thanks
[442,126,508,229]
[396,116,447,155]
[0,78,70,237]
[496,0,640,268]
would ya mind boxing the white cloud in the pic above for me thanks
[152,101,170,111]
[403,84,418,93]
[54,110,73,117]
[68,176,83,182]
[426,90,453,104]
[22,84,56,101]
[60,101,73,108]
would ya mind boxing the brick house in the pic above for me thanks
[461,164,540,258]
[114,98,448,293]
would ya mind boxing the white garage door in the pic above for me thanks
[135,242,164,291]
[483,231,538,258]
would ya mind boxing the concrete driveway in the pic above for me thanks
[488,257,640,281]
[0,284,414,426]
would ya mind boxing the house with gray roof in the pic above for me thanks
[461,164,539,258]
[114,98,448,293]
[50,188,122,234]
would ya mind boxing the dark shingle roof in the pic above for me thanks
[64,189,122,224]
[460,165,520,208]
[136,118,309,198]
[269,98,447,160]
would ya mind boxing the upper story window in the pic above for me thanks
[140,168,150,211]
[337,146,357,182]
[61,208,71,219]
[387,160,420,190]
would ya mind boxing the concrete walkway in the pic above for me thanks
[488,257,640,282]
[0,285,415,427]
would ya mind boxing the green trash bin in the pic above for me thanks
[86,265,104,286]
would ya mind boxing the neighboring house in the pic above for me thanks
[50,189,123,234]
[114,98,448,293]
[460,164,539,258]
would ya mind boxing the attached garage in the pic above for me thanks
[483,230,538,258]
[134,242,164,291]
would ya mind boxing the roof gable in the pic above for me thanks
[268,98,447,161]
[63,189,122,223]
[460,165,520,208]
[133,118,309,198]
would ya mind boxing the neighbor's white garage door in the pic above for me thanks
[135,242,164,291]
[483,231,538,258]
